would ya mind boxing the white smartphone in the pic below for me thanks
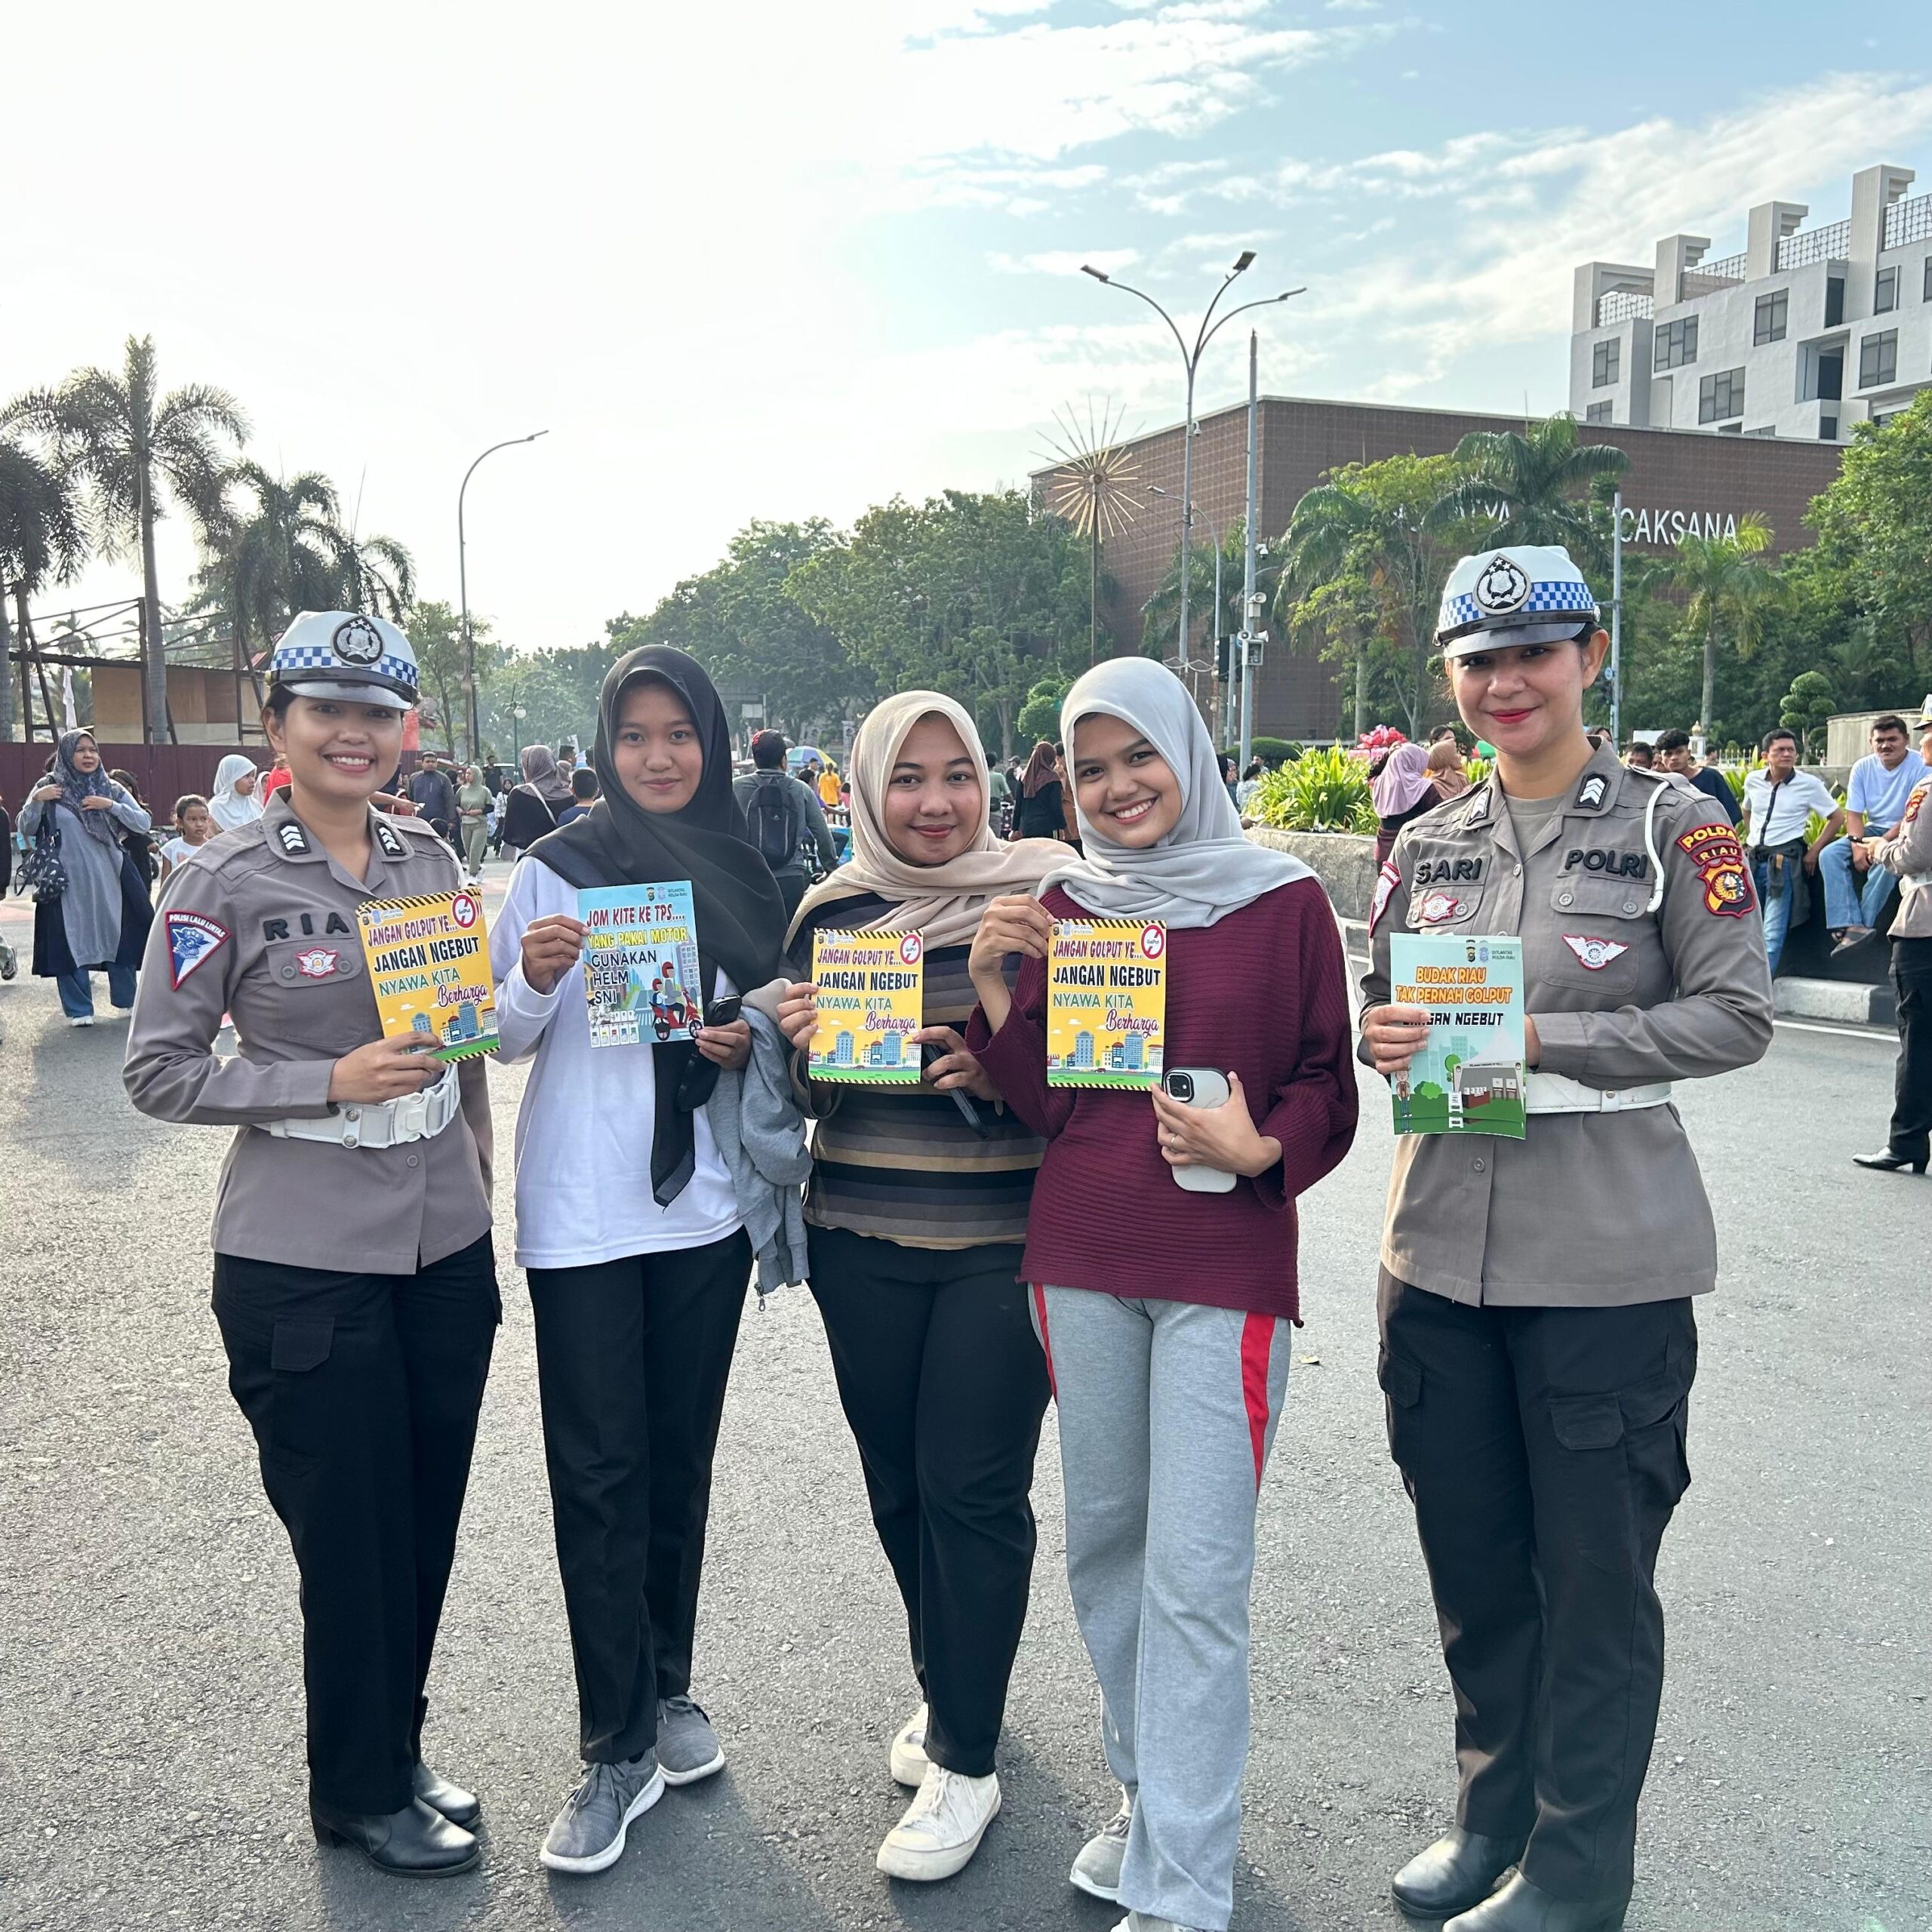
[1161,1067,1238,1193]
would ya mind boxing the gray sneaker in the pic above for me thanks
[539,1752,664,1874]
[657,1696,725,1786]
[1072,1792,1134,1901]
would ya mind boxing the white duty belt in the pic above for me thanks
[260,1065,462,1148]
[1524,1072,1672,1115]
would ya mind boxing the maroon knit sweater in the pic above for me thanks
[968,879,1358,1323]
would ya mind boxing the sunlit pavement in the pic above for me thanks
[0,881,1923,1932]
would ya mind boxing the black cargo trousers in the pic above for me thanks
[1377,1269,1696,1906]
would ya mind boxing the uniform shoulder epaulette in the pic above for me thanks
[1440,782,1494,832]
[198,820,282,878]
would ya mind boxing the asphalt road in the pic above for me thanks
[0,871,1925,1932]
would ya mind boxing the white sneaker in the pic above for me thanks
[875,1764,1001,1881]
[1072,1791,1134,1900]
[68,1015,95,1029]
[1111,1915,1201,1932]
[889,1703,930,1787]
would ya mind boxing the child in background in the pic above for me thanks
[158,795,214,881]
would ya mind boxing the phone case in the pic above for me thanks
[1162,1068,1238,1192]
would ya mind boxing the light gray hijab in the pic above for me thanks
[1039,658,1314,930]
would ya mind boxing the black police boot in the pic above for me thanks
[1392,1827,1526,1918]
[1851,1149,1928,1174]
[412,1758,481,1829]
[309,1795,479,1876]
[1444,1872,1628,1932]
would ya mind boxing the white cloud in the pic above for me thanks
[1293,74,1932,394]
[989,248,1140,275]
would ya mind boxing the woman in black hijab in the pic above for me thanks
[487,646,788,1877]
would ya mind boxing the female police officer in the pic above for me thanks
[1358,548,1773,1932]
[125,613,498,1878]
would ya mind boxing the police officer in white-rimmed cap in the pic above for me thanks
[1357,548,1773,1930]
[125,613,499,1877]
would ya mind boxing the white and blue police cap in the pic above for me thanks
[1435,546,1601,660]
[268,611,418,710]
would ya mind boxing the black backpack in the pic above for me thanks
[747,772,804,871]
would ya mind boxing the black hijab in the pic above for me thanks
[528,645,787,1204]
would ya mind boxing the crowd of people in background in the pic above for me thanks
[1619,712,1926,974]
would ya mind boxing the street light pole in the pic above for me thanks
[1081,257,1301,684]
[1152,485,1223,733]
[1241,329,1260,771]
[458,430,547,761]
[1610,488,1626,749]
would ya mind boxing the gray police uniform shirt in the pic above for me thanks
[124,793,494,1275]
[1872,774,1932,939]
[1360,741,1773,1308]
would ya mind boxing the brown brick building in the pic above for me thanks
[1032,395,1846,741]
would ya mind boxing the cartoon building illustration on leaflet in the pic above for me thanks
[1455,1061,1523,1109]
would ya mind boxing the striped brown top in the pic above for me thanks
[789,891,1041,1251]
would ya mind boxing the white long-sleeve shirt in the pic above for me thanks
[489,855,741,1271]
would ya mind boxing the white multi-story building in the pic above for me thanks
[1570,162,1932,442]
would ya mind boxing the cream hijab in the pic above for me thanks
[1041,657,1313,929]
[786,691,1065,951]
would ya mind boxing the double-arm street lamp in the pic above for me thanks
[1081,254,1300,676]
[1150,483,1226,728]
[458,431,548,759]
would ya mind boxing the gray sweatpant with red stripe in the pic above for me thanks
[1035,1287,1291,1932]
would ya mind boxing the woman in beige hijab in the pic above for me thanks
[1426,731,1471,799]
[776,692,1062,1887]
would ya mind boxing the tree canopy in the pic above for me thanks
[785,489,1090,760]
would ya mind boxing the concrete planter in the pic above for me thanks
[1247,826,1377,921]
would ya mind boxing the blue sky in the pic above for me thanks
[7,1,1932,654]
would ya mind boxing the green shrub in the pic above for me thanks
[1250,736,1300,765]
[1252,745,1376,834]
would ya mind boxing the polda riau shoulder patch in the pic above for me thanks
[1675,826,1755,917]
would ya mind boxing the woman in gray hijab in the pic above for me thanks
[968,657,1357,1932]
[20,729,155,1026]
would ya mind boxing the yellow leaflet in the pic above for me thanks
[1047,918,1166,1088]
[809,928,924,1084]
[355,888,499,1061]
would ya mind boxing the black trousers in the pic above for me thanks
[1377,1271,1696,1904]
[1886,937,1932,1160]
[211,1235,500,1815]
[528,1231,751,1764]
[808,1225,1050,1777]
[774,868,810,923]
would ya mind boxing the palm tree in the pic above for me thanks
[195,463,417,666]
[335,531,416,623]
[5,336,246,741]
[0,435,88,740]
[1654,515,1783,740]
[1278,480,1445,737]
[1142,521,1272,740]
[1428,413,1629,561]
[194,464,350,651]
